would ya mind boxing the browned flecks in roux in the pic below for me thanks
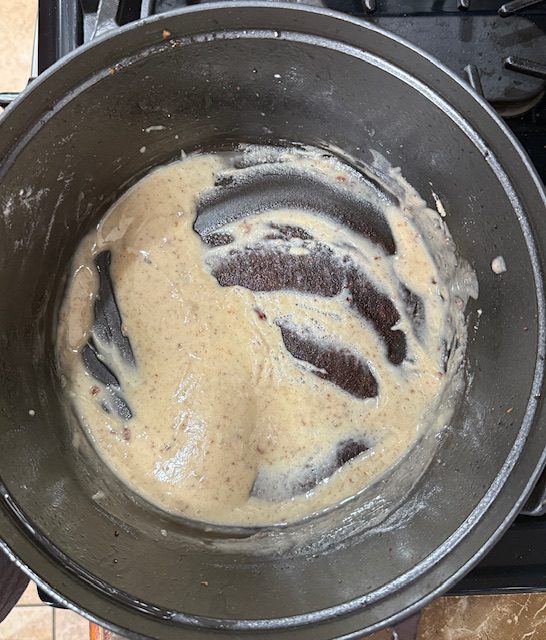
[57,146,477,526]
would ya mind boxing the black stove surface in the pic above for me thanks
[35,0,546,596]
[453,514,546,594]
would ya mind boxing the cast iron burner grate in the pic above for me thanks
[4,0,545,602]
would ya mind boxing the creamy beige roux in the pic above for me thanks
[58,146,478,526]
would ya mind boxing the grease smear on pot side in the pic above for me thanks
[57,145,477,526]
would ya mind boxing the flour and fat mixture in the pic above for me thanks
[58,145,478,526]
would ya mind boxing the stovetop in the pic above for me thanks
[28,0,546,598]
[37,0,546,183]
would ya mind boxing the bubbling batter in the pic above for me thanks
[57,145,477,526]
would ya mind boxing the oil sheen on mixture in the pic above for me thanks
[57,145,478,526]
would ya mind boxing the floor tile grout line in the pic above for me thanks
[52,606,56,640]
[14,603,53,608]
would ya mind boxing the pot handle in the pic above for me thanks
[521,467,546,516]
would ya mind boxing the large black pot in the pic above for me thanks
[0,4,545,639]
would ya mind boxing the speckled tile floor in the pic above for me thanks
[0,0,36,93]
[1,2,546,639]
[0,581,89,640]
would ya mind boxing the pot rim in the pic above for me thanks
[0,3,545,639]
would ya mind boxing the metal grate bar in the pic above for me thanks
[39,0,80,73]
[504,55,546,79]
[464,64,484,95]
[0,93,19,108]
[141,0,154,18]
[498,0,546,18]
